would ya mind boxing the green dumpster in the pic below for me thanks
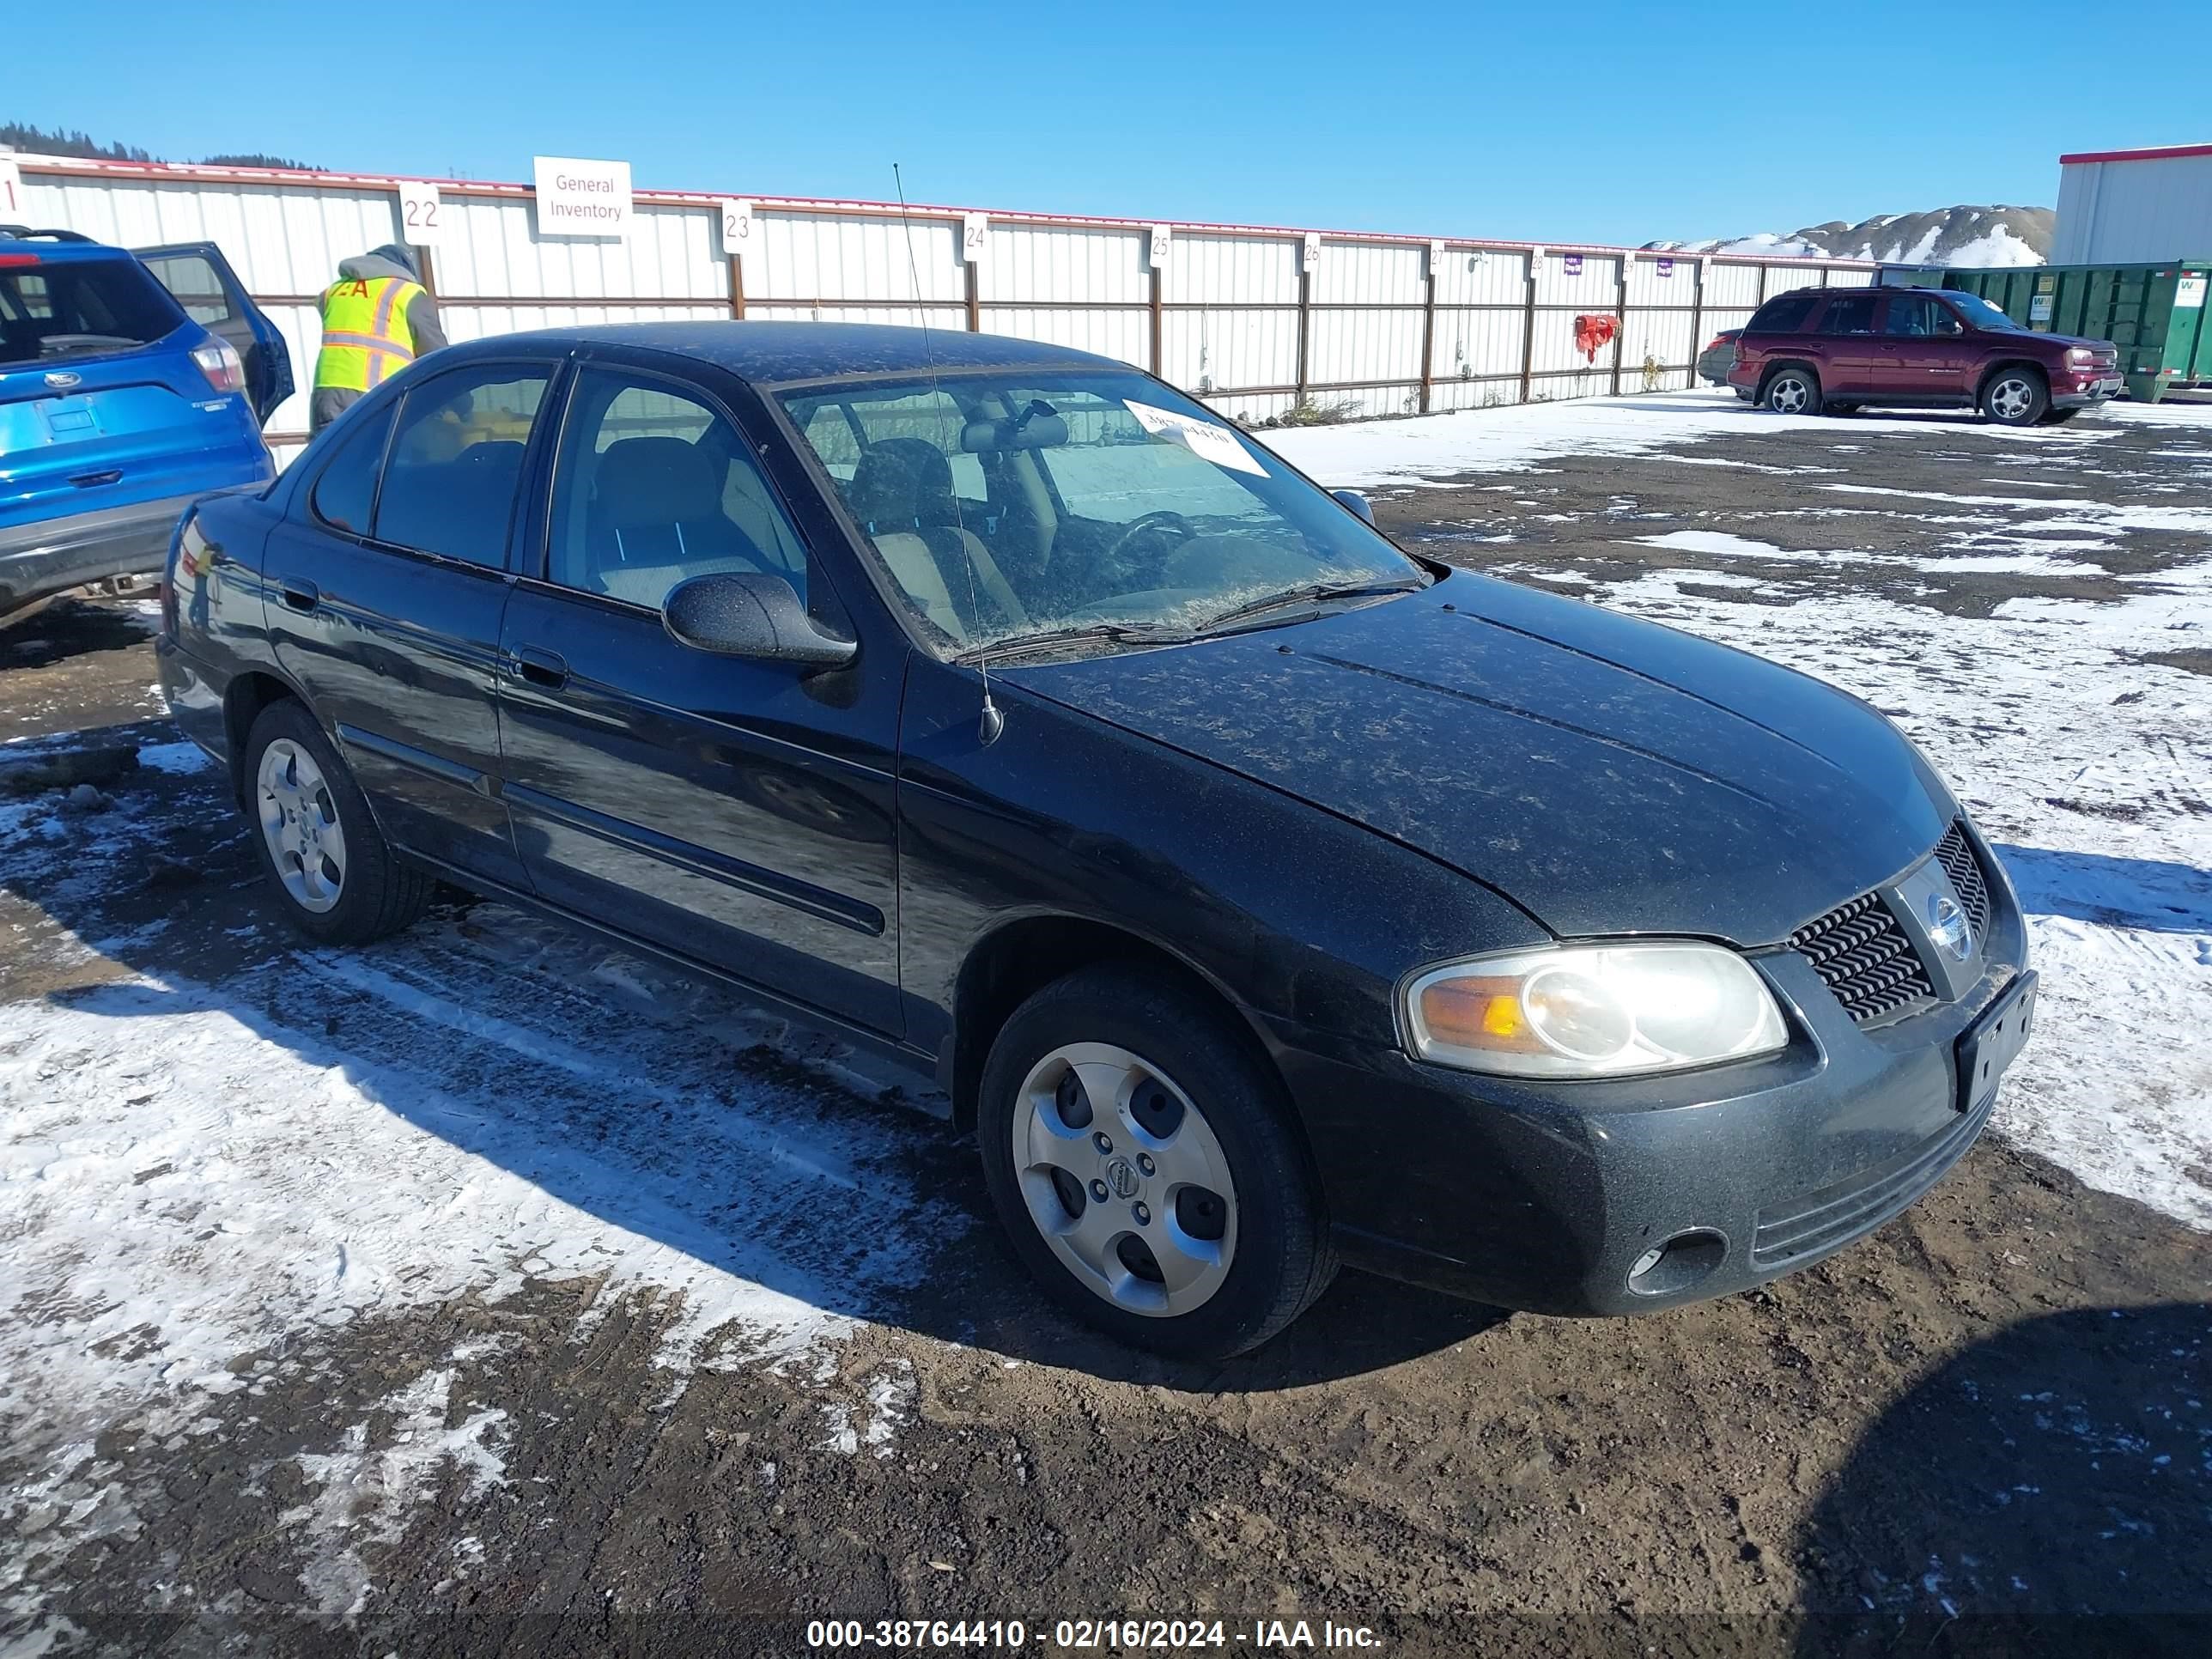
[1884,261,2211,403]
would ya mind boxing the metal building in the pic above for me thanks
[2054,143,2212,264]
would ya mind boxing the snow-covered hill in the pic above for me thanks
[1648,205,2052,268]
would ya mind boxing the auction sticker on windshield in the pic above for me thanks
[1123,400,1268,477]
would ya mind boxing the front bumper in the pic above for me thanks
[0,492,205,616]
[1275,837,2032,1316]
[2051,369,2124,410]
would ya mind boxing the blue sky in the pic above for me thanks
[10,0,2208,246]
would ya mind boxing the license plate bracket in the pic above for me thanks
[1954,970,2037,1115]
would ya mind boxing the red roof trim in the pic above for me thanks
[2060,143,2212,165]
[12,151,1880,268]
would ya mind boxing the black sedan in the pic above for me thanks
[157,322,2035,1358]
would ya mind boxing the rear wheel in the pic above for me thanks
[243,699,432,945]
[976,964,1335,1358]
[1981,368,2049,427]
[1762,366,1822,416]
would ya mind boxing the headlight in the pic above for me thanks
[2066,347,2095,366]
[1401,942,1788,1079]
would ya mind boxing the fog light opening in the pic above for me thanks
[1627,1229,1728,1297]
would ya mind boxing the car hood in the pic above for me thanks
[1002,574,1951,944]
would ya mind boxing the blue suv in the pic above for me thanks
[1,228,291,616]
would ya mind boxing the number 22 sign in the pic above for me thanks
[398,181,445,248]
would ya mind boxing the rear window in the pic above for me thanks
[1746,294,1817,333]
[0,257,185,367]
[1818,295,1879,335]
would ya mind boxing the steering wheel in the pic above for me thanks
[1101,510,1196,580]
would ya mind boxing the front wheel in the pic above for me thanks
[1982,368,2049,427]
[1762,367,1822,416]
[976,964,1335,1358]
[242,699,433,944]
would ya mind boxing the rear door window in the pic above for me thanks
[1817,295,1879,335]
[371,365,552,568]
[309,402,396,536]
[137,252,234,326]
[1746,294,1817,333]
[0,257,184,366]
[1881,295,1964,337]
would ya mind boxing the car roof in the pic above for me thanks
[0,230,138,264]
[443,319,1122,387]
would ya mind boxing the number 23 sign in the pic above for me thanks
[719,199,755,260]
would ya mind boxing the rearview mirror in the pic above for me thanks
[663,572,856,670]
[1332,488,1376,524]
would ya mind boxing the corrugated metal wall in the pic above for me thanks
[2055,151,2212,264]
[12,154,1881,455]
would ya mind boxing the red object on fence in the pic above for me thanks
[1573,313,1618,363]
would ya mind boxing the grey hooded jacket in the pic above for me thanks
[308,244,448,433]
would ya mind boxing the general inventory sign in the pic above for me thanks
[533,156,632,239]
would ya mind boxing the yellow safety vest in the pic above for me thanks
[313,276,422,392]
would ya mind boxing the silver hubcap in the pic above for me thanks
[1990,378,2034,421]
[1012,1042,1237,1317]
[1769,375,1810,414]
[255,738,347,914]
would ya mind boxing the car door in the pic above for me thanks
[1876,293,1969,400]
[133,241,294,423]
[260,356,560,890]
[1812,292,1881,393]
[495,357,905,1033]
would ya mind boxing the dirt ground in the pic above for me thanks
[3,401,2209,1658]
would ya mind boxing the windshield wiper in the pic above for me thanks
[1196,578,1423,635]
[954,621,1194,665]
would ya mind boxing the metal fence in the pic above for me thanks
[11,153,1881,458]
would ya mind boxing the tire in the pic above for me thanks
[2037,406,2082,426]
[241,698,433,945]
[1762,365,1822,416]
[1981,367,2049,427]
[976,963,1336,1358]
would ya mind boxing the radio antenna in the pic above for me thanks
[893,163,1003,746]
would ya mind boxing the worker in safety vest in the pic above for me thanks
[309,243,447,434]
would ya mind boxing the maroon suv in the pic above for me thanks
[1727,285,2123,426]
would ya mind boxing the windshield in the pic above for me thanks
[778,368,1424,654]
[1947,293,2027,333]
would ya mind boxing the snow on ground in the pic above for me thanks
[1279,393,2212,1233]
[1260,388,2119,490]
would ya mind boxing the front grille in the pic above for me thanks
[1752,1093,1994,1269]
[1790,890,1935,1024]
[1933,823,1990,944]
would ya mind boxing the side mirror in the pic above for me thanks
[1332,488,1376,525]
[663,572,856,670]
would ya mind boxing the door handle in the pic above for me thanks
[513,646,569,690]
[279,578,319,612]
